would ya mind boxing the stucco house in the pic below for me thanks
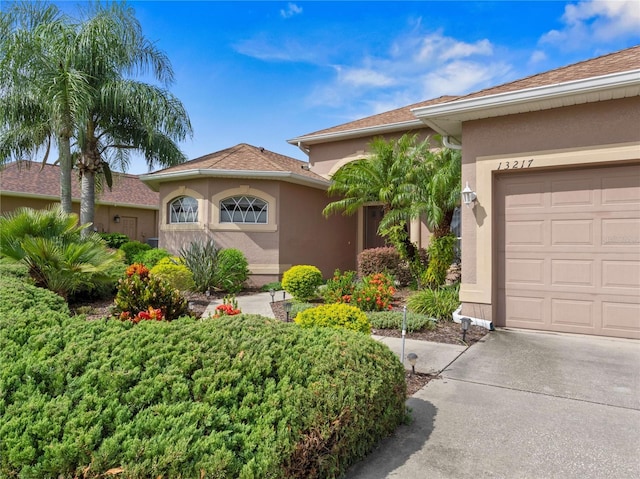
[0,161,159,243]
[141,45,638,339]
[290,45,640,339]
[140,143,356,287]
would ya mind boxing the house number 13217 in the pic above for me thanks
[497,159,534,170]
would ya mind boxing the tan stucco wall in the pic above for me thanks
[460,97,640,320]
[308,128,434,178]
[279,182,357,278]
[157,177,357,286]
[0,195,157,243]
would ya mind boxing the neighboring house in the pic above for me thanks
[291,45,640,339]
[140,143,356,287]
[0,161,159,243]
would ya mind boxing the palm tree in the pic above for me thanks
[0,2,93,213]
[0,205,121,299]
[323,133,427,218]
[71,2,192,231]
[384,144,462,238]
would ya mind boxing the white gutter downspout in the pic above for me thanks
[297,141,310,156]
[443,136,462,150]
[453,306,494,331]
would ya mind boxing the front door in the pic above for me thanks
[364,205,387,250]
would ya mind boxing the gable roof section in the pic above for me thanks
[0,161,159,209]
[287,96,458,146]
[140,143,329,191]
[412,45,640,138]
[289,45,640,147]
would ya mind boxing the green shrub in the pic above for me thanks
[213,248,249,293]
[0,307,406,478]
[407,284,460,321]
[288,301,316,320]
[0,206,123,299]
[0,259,30,281]
[113,263,189,321]
[423,234,458,288]
[295,303,371,334]
[260,281,282,292]
[150,257,195,291]
[99,232,129,249]
[179,239,218,293]
[367,311,437,332]
[0,274,70,317]
[119,240,151,264]
[133,247,171,268]
[322,269,357,303]
[282,265,323,301]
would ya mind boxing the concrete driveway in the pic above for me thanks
[347,329,640,478]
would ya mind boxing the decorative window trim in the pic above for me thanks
[220,195,268,224]
[169,196,199,224]
[161,187,204,232]
[211,186,277,232]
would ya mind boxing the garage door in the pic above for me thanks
[496,163,640,339]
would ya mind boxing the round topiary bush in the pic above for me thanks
[282,265,323,301]
[150,256,195,291]
[295,303,371,334]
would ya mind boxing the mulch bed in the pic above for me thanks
[73,289,489,396]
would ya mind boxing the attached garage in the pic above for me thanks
[496,163,640,339]
[411,45,640,338]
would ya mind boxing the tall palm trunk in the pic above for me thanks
[79,122,100,236]
[58,130,73,214]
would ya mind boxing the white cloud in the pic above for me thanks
[336,66,395,87]
[540,0,640,48]
[529,50,547,64]
[280,3,302,19]
[234,35,319,63]
[420,60,511,99]
[415,33,494,62]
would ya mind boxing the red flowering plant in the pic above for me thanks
[113,263,189,322]
[351,273,396,312]
[210,295,242,319]
[321,269,357,304]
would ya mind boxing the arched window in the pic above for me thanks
[220,195,268,224]
[169,196,198,223]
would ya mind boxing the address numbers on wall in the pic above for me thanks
[496,159,534,170]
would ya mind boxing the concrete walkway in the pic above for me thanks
[202,291,278,319]
[203,293,640,477]
[347,330,640,478]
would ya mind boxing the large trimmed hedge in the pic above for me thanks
[0,276,407,478]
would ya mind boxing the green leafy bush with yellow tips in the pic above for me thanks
[282,265,323,301]
[149,256,195,291]
[0,274,406,478]
[295,303,371,334]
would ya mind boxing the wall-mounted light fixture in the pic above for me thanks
[113,214,121,223]
[462,182,477,208]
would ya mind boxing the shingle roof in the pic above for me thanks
[292,45,640,142]
[0,161,158,208]
[293,96,458,139]
[458,44,640,101]
[152,143,328,183]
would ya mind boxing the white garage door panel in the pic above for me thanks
[497,163,640,339]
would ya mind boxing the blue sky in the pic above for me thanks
[52,0,640,173]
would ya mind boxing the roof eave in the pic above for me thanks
[140,169,330,191]
[411,69,640,138]
[287,119,425,147]
[0,190,158,209]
